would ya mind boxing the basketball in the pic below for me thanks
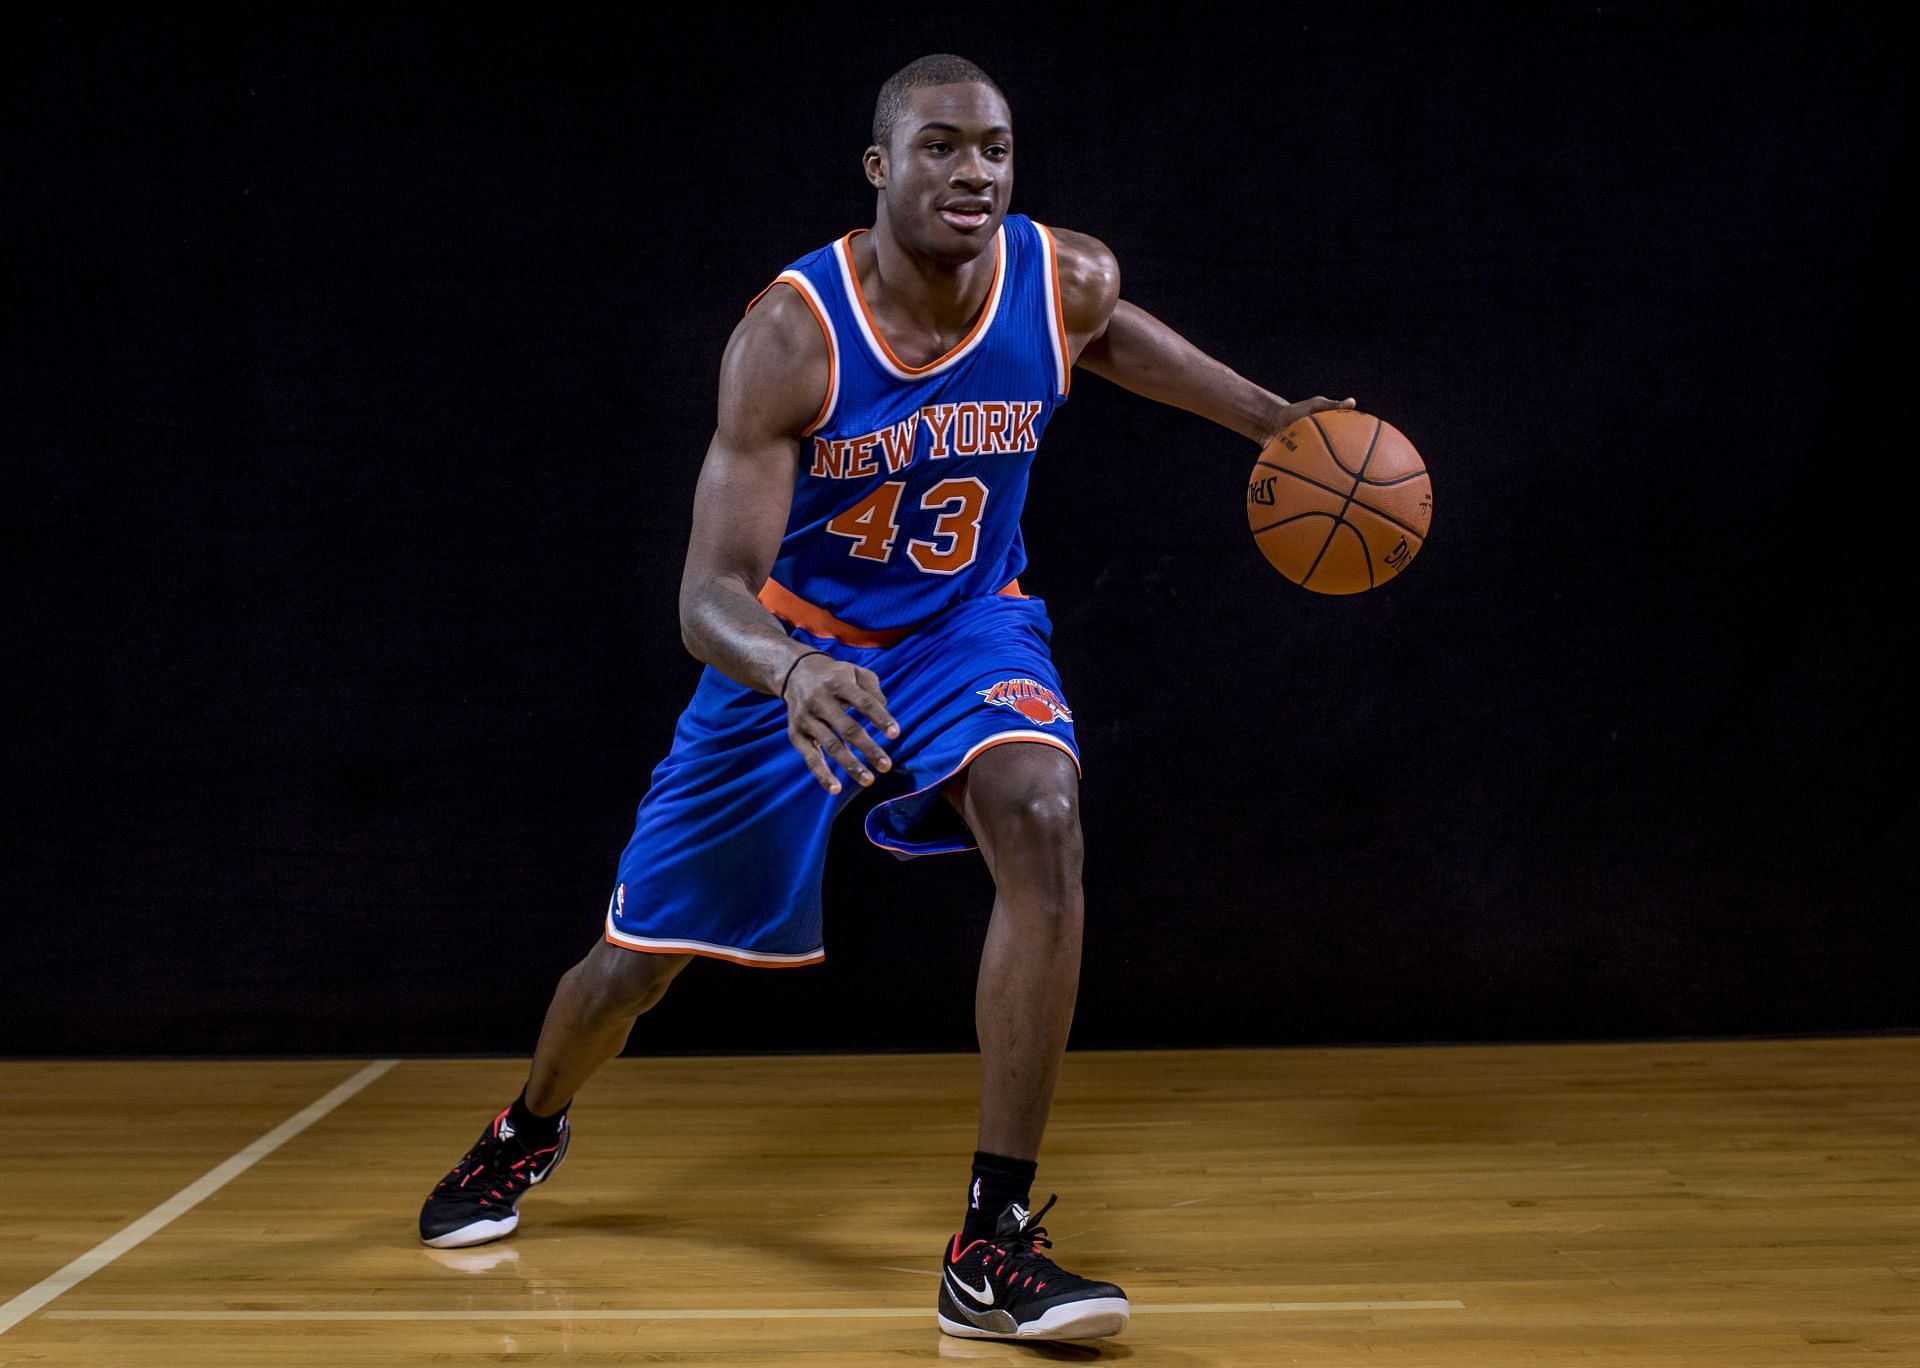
[1245,410,1432,594]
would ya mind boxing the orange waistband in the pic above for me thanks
[759,577,1024,648]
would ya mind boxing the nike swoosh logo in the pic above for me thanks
[946,1269,994,1307]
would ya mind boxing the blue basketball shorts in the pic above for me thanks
[604,591,1079,967]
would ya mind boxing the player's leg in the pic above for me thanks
[523,940,692,1115]
[849,591,1123,1335]
[935,740,1128,1340]
[951,740,1083,1163]
[418,942,691,1249]
[418,657,849,1249]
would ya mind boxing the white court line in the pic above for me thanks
[0,1059,399,1336]
[47,1300,1464,1322]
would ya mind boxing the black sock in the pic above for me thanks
[960,1150,1037,1242]
[504,1088,568,1147]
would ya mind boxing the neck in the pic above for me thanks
[867,204,995,330]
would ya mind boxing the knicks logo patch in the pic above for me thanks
[977,678,1073,726]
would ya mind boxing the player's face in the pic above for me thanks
[868,83,1013,263]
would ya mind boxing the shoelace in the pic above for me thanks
[982,1194,1070,1291]
[433,1124,546,1208]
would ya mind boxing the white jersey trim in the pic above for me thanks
[1034,222,1072,399]
[603,896,826,966]
[833,227,1007,383]
[772,270,840,436]
[863,729,1083,858]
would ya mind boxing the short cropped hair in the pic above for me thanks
[871,54,1006,148]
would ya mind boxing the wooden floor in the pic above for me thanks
[0,1039,1914,1364]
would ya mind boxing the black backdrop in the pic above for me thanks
[7,3,1914,1055]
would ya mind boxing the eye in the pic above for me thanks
[926,140,951,154]
[986,145,1009,160]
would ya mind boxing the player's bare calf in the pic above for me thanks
[419,942,690,1248]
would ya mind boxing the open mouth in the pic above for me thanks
[939,205,991,231]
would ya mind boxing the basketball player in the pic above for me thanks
[418,54,1352,1342]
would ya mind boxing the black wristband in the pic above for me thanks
[780,650,827,700]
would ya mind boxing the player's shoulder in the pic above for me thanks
[719,277,832,436]
[730,274,829,371]
[1031,224,1120,336]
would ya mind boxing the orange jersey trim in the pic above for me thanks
[864,729,1083,858]
[602,918,826,968]
[759,577,1026,649]
[839,228,1005,376]
[744,275,837,436]
[1034,222,1072,398]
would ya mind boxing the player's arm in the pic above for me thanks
[677,285,898,795]
[1050,227,1353,445]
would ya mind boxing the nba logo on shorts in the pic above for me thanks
[616,883,626,914]
[978,677,1072,726]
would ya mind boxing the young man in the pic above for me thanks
[418,54,1351,1342]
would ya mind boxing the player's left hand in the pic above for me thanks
[1263,395,1356,446]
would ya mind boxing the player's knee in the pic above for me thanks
[577,941,689,1019]
[1017,786,1081,846]
[990,785,1084,875]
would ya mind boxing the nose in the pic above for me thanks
[950,152,992,191]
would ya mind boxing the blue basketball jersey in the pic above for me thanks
[750,214,1071,633]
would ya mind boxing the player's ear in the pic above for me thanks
[863,144,886,189]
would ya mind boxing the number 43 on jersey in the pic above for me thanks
[826,478,988,576]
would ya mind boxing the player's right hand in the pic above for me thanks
[782,655,900,794]
[1262,395,1357,447]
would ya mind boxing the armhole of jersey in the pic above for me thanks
[744,271,840,436]
[1033,222,1072,400]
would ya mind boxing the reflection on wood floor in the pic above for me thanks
[1,1038,1914,1364]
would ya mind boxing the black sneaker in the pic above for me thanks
[418,1107,570,1248]
[937,1195,1130,1341]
